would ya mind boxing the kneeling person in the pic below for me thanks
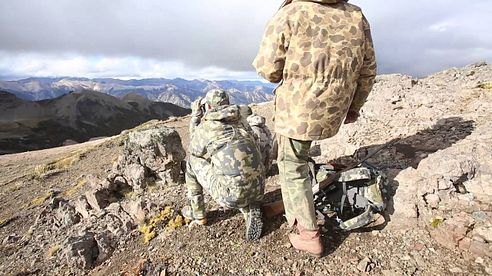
[183,89,265,240]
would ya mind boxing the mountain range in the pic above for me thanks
[0,77,276,108]
[0,90,190,154]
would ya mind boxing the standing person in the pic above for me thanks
[183,89,265,241]
[253,0,377,256]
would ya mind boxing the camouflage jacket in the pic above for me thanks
[253,0,377,141]
[189,105,264,185]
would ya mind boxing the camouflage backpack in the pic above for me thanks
[311,162,387,230]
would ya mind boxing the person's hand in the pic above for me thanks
[344,110,359,124]
[191,97,204,115]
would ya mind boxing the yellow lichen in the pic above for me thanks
[123,190,137,200]
[47,244,61,258]
[165,215,185,232]
[146,182,160,194]
[138,206,173,244]
[477,82,492,90]
[430,216,444,228]
[31,191,54,206]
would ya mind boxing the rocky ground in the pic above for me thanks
[0,62,491,275]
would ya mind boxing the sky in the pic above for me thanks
[0,0,491,80]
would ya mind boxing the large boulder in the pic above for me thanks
[61,232,99,269]
[112,125,185,190]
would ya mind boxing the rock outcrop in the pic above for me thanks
[314,62,492,258]
[112,126,186,190]
[15,125,186,272]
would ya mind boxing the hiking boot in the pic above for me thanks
[241,206,264,241]
[181,206,207,226]
[288,224,323,257]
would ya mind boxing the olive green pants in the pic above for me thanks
[277,135,317,231]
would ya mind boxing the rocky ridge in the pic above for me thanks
[0,63,491,275]
[313,61,492,260]
[1,124,187,274]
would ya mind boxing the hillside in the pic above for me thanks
[0,77,275,108]
[0,91,190,154]
[0,63,491,275]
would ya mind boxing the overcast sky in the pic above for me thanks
[0,0,491,80]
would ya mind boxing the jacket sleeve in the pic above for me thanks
[189,126,208,158]
[189,97,204,134]
[349,15,377,114]
[252,12,289,83]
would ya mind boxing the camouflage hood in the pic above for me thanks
[203,105,241,123]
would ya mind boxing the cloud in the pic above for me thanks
[0,0,278,74]
[0,52,260,80]
[0,0,491,79]
[352,0,492,76]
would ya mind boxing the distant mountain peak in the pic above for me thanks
[0,77,275,107]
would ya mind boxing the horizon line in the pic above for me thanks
[0,75,269,83]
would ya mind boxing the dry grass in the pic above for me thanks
[46,244,61,258]
[63,179,88,198]
[30,191,55,206]
[0,215,12,228]
[33,151,83,178]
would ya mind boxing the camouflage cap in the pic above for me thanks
[204,89,230,108]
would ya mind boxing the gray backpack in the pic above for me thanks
[312,162,387,230]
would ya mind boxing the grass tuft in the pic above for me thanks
[0,216,12,228]
[34,152,83,178]
[31,191,55,206]
[63,179,88,198]
[46,244,61,258]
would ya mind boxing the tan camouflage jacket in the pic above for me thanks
[253,0,377,140]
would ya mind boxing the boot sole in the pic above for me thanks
[246,207,263,241]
